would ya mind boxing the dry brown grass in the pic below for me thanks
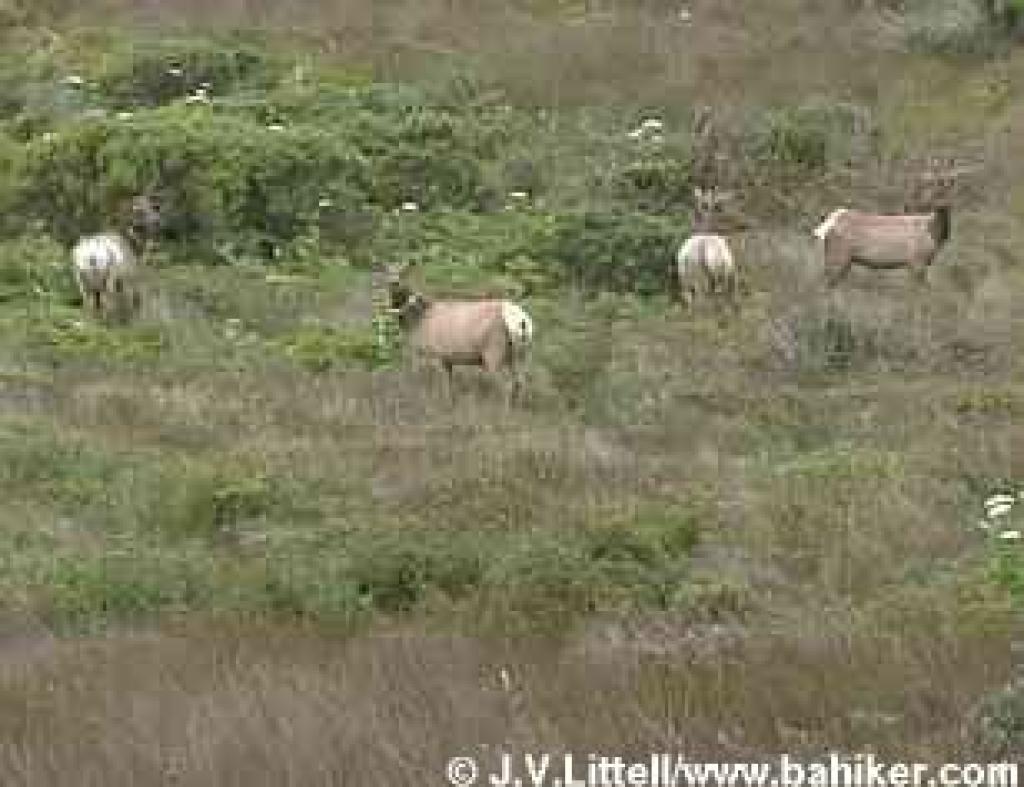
[0,607,1015,785]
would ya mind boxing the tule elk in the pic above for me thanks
[813,160,958,287]
[676,186,738,307]
[72,194,163,322]
[384,263,534,399]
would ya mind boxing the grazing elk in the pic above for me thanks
[813,160,958,287]
[676,186,738,307]
[383,262,534,400]
[72,194,163,322]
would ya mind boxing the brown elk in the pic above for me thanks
[383,263,534,398]
[71,194,163,321]
[813,159,959,287]
[676,186,738,306]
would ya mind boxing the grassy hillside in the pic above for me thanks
[0,0,1022,779]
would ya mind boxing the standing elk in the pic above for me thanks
[675,186,738,307]
[72,194,163,322]
[813,160,959,287]
[383,262,534,400]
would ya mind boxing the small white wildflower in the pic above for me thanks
[650,133,665,144]
[116,111,134,120]
[41,132,56,143]
[987,502,1014,519]
[318,197,333,208]
[626,128,644,140]
[400,201,419,212]
[62,75,85,87]
[184,92,210,105]
[978,519,993,531]
[267,123,286,132]
[640,118,664,132]
[507,191,529,200]
[999,530,1021,541]
[167,66,184,78]
[986,493,1016,509]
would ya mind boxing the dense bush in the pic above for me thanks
[15,107,370,255]
[965,662,1024,757]
[0,233,76,304]
[12,93,500,258]
[900,0,1024,54]
[745,100,876,174]
[904,0,995,54]
[543,211,682,295]
[272,322,390,372]
[610,151,694,213]
[94,37,285,108]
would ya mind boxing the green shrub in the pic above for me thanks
[94,37,285,109]
[366,209,562,293]
[610,150,694,213]
[227,84,499,209]
[965,669,1024,758]
[0,233,75,304]
[543,211,681,295]
[484,512,699,616]
[28,315,169,363]
[344,528,486,614]
[993,555,1024,601]
[16,106,369,252]
[273,322,389,372]
[904,0,995,55]
[745,100,874,173]
[146,465,279,540]
[0,424,122,507]
[15,93,498,256]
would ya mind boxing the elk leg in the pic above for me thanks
[440,359,454,396]
[680,282,696,308]
[824,242,853,288]
[910,257,930,286]
[727,273,740,313]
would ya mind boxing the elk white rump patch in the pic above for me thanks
[73,234,123,271]
[501,301,534,345]
[811,208,851,239]
[813,208,849,241]
[72,234,127,289]
[677,234,733,276]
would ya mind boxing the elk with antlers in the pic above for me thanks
[813,158,959,287]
